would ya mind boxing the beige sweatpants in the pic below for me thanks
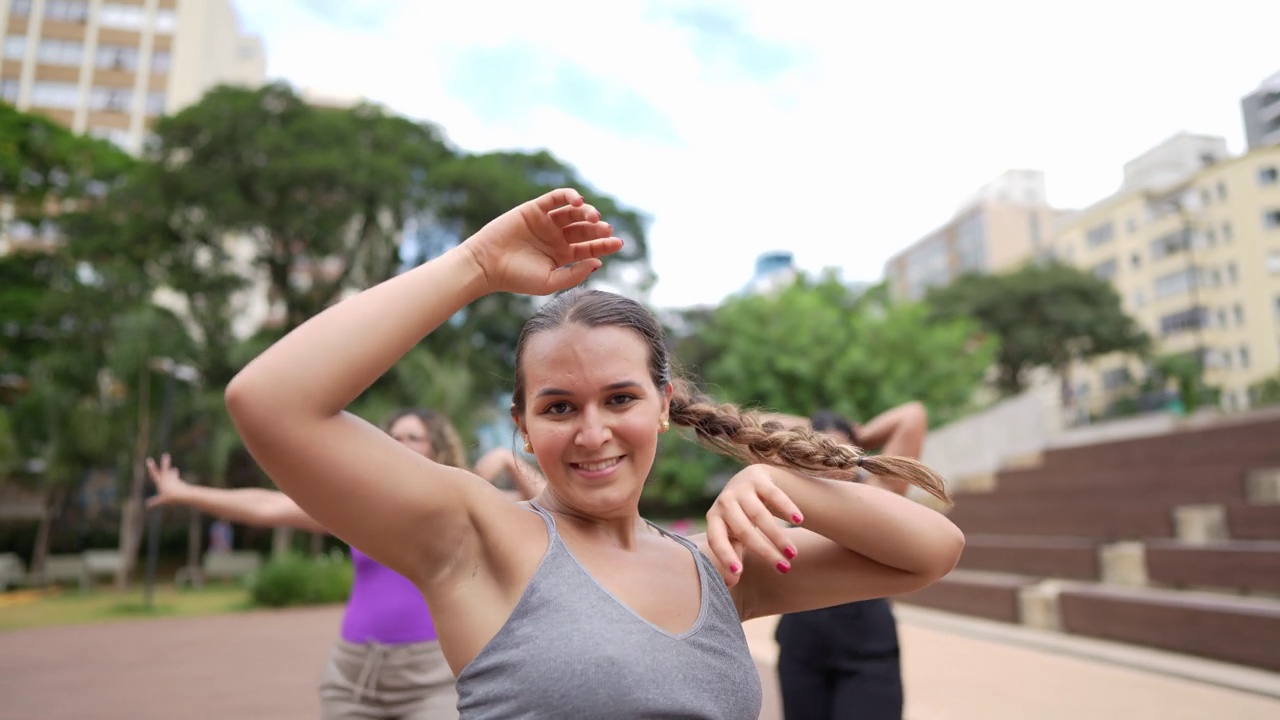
[319,638,458,719]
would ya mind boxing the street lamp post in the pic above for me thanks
[142,357,199,608]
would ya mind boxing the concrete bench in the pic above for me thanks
[39,554,89,590]
[176,551,262,588]
[0,552,28,591]
[81,550,123,586]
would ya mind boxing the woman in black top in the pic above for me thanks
[773,402,929,720]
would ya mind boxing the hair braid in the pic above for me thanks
[668,380,951,505]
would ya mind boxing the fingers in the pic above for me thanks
[704,515,744,586]
[532,188,585,213]
[719,497,795,573]
[548,202,600,227]
[545,259,603,292]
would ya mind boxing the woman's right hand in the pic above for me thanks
[144,454,191,508]
[461,188,623,296]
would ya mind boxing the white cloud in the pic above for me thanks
[234,0,1280,308]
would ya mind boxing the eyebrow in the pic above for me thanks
[535,380,645,398]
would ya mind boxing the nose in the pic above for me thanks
[575,405,612,450]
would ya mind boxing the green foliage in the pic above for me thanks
[1251,372,1280,408]
[686,277,993,425]
[927,261,1151,395]
[248,551,353,608]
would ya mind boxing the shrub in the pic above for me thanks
[248,550,352,608]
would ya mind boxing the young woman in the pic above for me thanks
[224,189,965,718]
[146,407,540,720]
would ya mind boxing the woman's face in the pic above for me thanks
[516,323,669,516]
[389,414,434,460]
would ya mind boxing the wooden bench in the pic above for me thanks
[1226,505,1280,540]
[957,535,1099,580]
[176,551,262,588]
[81,550,123,587]
[1059,584,1280,672]
[897,570,1038,623]
[1144,540,1280,595]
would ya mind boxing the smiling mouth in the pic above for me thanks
[571,456,625,472]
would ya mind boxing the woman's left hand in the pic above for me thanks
[704,465,803,588]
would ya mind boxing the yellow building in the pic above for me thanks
[885,170,1065,301]
[1051,135,1280,414]
[0,0,262,152]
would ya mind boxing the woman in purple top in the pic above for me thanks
[146,407,541,719]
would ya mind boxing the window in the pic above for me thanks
[0,79,17,104]
[1029,212,1041,246]
[99,3,147,30]
[1132,289,1146,309]
[1086,222,1115,248]
[1127,217,1138,233]
[1217,181,1227,200]
[1206,229,1217,246]
[43,0,89,23]
[154,9,177,33]
[29,82,80,109]
[1274,296,1280,320]
[88,126,131,149]
[1240,346,1251,369]
[1268,250,1280,274]
[954,210,987,272]
[1265,210,1280,229]
[1092,258,1118,281]
[1150,228,1192,260]
[1235,304,1245,326]
[1102,367,1132,391]
[1223,221,1233,241]
[1201,189,1212,206]
[1221,350,1233,370]
[10,0,33,16]
[96,44,140,71]
[36,39,83,66]
[1159,306,1209,337]
[1210,268,1222,286]
[1155,267,1205,299]
[3,34,26,60]
[1217,308,1228,327]
[149,50,171,74]
[1261,167,1279,185]
[88,86,132,112]
[144,90,166,116]
[1131,253,1141,269]
[1227,262,1239,284]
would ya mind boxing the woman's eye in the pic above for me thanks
[544,402,571,415]
[609,394,636,406]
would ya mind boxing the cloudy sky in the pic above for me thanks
[233,0,1280,309]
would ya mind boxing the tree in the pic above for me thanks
[927,261,1150,397]
[647,275,994,510]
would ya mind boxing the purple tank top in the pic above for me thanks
[339,547,438,644]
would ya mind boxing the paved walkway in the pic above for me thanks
[1,605,1278,719]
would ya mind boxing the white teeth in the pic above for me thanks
[577,458,621,472]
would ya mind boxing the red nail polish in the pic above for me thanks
[776,561,791,574]
[729,563,741,574]
[783,547,797,560]
[792,513,803,524]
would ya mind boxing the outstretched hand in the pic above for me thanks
[461,188,624,296]
[704,465,803,588]
[144,453,191,509]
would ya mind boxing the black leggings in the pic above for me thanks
[775,601,903,720]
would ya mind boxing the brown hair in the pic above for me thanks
[511,289,951,505]
[382,407,467,470]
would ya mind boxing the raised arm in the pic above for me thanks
[473,448,545,500]
[145,455,326,533]
[224,189,620,587]
[855,401,928,496]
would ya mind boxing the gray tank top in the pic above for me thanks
[455,502,763,719]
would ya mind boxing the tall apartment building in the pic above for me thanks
[1,0,263,153]
[884,169,1063,301]
[1051,133,1280,414]
[1242,70,1280,150]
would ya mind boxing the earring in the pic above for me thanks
[660,419,670,433]
[523,438,533,453]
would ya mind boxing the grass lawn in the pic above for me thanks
[0,583,253,633]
